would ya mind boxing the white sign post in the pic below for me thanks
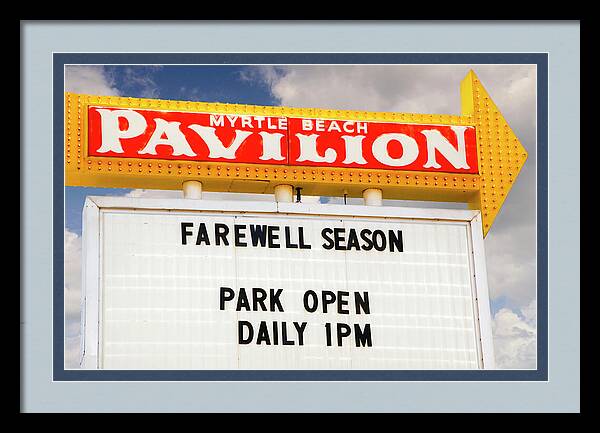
[78,197,494,370]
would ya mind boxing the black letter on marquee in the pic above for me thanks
[333,228,346,251]
[303,290,318,313]
[389,230,403,252]
[256,321,271,345]
[267,226,281,248]
[337,291,350,314]
[270,288,284,312]
[337,323,352,346]
[250,224,268,247]
[238,321,253,344]
[234,224,247,247]
[372,230,387,251]
[360,229,374,251]
[282,322,294,345]
[354,292,370,314]
[284,226,298,249]
[325,323,332,346]
[294,322,308,346]
[219,287,235,310]
[181,222,193,245]
[195,223,210,245]
[272,320,279,345]
[236,287,251,311]
[346,229,360,250]
[354,323,372,347]
[215,223,230,246]
[252,287,268,311]
[322,291,336,313]
[321,228,334,250]
[298,227,312,249]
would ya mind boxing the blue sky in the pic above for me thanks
[64,64,538,369]
[103,65,278,104]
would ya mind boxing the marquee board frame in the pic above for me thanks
[77,196,494,371]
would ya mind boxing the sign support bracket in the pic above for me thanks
[363,188,383,206]
[182,180,203,199]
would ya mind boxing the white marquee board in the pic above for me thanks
[77,197,494,370]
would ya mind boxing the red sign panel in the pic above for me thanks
[87,106,478,174]
[88,106,290,165]
[287,118,478,173]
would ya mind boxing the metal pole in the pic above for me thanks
[362,188,383,206]
[182,180,203,199]
[274,184,294,203]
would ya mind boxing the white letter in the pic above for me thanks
[258,132,285,161]
[328,121,341,133]
[341,135,367,164]
[302,119,313,131]
[226,115,238,127]
[278,118,288,130]
[342,121,355,133]
[267,118,278,130]
[295,134,336,163]
[188,125,252,159]
[241,116,252,128]
[356,122,368,134]
[372,133,419,167]
[209,115,224,127]
[421,126,471,169]
[254,116,265,128]
[139,119,196,156]
[96,109,147,153]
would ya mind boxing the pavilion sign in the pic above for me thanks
[65,70,527,236]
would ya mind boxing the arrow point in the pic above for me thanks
[463,69,480,85]
[462,70,529,237]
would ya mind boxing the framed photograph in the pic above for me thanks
[21,21,580,413]
[58,56,545,381]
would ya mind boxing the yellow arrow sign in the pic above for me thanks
[64,70,527,236]
[461,70,528,235]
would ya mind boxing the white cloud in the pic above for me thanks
[121,66,161,99]
[520,298,537,324]
[178,85,203,101]
[65,66,120,95]
[65,318,81,338]
[247,65,534,116]
[485,223,536,305]
[65,326,82,369]
[65,65,163,99]
[64,229,83,368]
[64,229,82,322]
[492,300,536,369]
